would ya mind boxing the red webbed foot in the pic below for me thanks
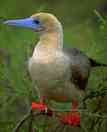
[59,100,80,126]
[32,101,47,112]
[59,111,80,126]
[31,97,53,117]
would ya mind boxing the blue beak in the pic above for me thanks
[3,17,39,29]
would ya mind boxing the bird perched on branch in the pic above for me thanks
[3,12,107,125]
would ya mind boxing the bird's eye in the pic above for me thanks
[33,20,40,24]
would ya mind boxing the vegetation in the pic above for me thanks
[0,0,107,131]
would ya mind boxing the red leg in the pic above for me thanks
[71,99,78,111]
[40,96,46,104]
[59,99,80,126]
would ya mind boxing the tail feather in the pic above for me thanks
[89,58,107,67]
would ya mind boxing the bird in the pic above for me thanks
[3,12,107,125]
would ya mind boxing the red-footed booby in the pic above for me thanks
[3,12,107,125]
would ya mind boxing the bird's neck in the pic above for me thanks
[36,24,63,51]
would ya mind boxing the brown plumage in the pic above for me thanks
[64,47,107,90]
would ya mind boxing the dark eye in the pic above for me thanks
[33,20,40,24]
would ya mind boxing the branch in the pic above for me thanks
[28,109,33,132]
[12,107,42,132]
[12,108,32,132]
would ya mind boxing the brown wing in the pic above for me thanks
[63,47,91,90]
[71,65,89,90]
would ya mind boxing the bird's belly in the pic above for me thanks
[28,56,72,100]
[29,59,69,85]
[28,55,84,102]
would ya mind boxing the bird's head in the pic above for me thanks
[3,12,62,33]
[3,12,63,49]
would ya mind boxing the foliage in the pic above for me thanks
[0,0,107,131]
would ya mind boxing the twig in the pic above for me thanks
[12,107,107,132]
[12,108,32,132]
[81,112,107,119]
[12,107,42,132]
[28,109,33,132]
[94,9,106,25]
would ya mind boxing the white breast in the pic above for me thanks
[28,49,72,97]
[29,49,70,80]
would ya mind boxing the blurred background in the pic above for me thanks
[0,0,107,131]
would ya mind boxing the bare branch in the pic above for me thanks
[12,108,32,132]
